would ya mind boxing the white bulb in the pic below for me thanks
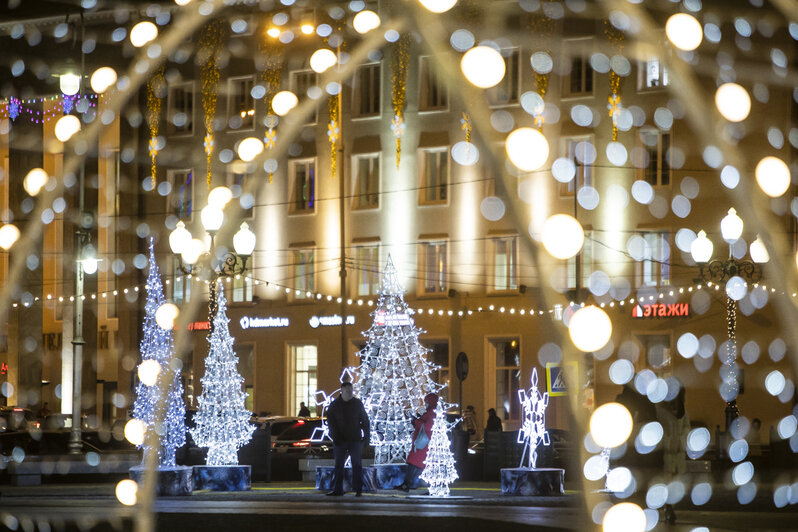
[310,49,338,73]
[353,10,381,34]
[23,168,48,197]
[90,67,117,94]
[271,90,298,116]
[115,479,138,506]
[0,224,21,250]
[137,359,161,387]
[541,214,584,260]
[720,208,744,243]
[690,230,714,263]
[174,0,192,5]
[237,137,264,163]
[233,222,256,256]
[59,73,81,96]
[590,402,633,448]
[506,127,549,171]
[181,238,205,265]
[200,205,224,232]
[154,303,179,330]
[602,502,646,532]
[124,418,146,446]
[715,83,751,122]
[750,235,769,264]
[208,186,233,208]
[130,21,158,48]
[419,0,457,12]
[755,156,790,198]
[665,13,703,51]
[169,221,191,254]
[82,257,98,275]
[568,305,612,353]
[54,115,81,142]
[460,46,506,89]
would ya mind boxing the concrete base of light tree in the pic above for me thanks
[192,465,251,491]
[372,463,410,489]
[129,465,193,496]
[500,467,565,496]
[315,466,377,493]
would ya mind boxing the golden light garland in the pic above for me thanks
[528,11,553,129]
[261,32,283,183]
[461,112,472,143]
[605,22,625,142]
[200,19,224,190]
[390,34,410,169]
[328,95,340,178]
[146,69,164,188]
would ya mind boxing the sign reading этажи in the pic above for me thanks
[632,303,689,319]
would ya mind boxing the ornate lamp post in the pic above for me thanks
[690,208,768,429]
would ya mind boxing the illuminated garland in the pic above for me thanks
[390,34,410,169]
[261,31,283,184]
[0,94,99,123]
[328,96,340,178]
[146,69,164,188]
[200,20,224,190]
[461,113,472,143]
[605,22,625,142]
[529,11,553,129]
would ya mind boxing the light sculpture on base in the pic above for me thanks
[517,368,549,469]
[420,401,458,497]
[190,285,255,465]
[354,256,445,464]
[133,238,186,467]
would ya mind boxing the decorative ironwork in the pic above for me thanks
[174,251,249,279]
[697,258,762,285]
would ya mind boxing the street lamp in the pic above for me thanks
[691,208,766,430]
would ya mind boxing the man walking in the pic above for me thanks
[326,381,370,496]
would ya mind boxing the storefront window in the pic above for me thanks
[289,344,317,417]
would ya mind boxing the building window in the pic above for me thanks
[639,58,669,90]
[419,56,448,111]
[564,42,593,97]
[560,137,593,196]
[422,340,450,403]
[639,130,671,186]
[293,248,315,298]
[354,63,380,117]
[492,338,521,421]
[352,153,380,209]
[419,148,448,204]
[289,344,317,417]
[232,258,253,303]
[168,169,194,220]
[491,236,518,292]
[228,76,255,130]
[173,259,191,304]
[167,82,194,135]
[354,244,380,297]
[567,230,594,290]
[227,171,254,219]
[237,344,255,412]
[637,333,672,375]
[487,49,520,106]
[420,240,447,295]
[634,231,670,287]
[291,70,318,124]
[289,159,315,214]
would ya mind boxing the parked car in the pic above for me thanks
[271,418,331,455]
[0,407,39,432]
[256,416,306,439]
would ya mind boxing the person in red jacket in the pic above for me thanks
[396,392,438,492]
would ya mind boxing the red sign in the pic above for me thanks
[632,303,689,318]
[0,362,7,375]
[186,321,210,331]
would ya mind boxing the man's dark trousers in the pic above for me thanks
[332,441,363,493]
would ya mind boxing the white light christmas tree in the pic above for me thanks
[420,401,459,497]
[133,238,186,467]
[517,368,550,469]
[354,256,445,464]
[190,284,255,465]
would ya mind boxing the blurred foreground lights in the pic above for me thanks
[174,0,192,5]
[541,214,583,259]
[82,256,99,275]
[765,370,786,396]
[506,127,549,171]
[23,168,48,196]
[271,90,298,116]
[59,73,80,96]
[266,27,280,38]
[569,305,612,352]
[137,359,161,387]
[602,502,646,532]
[749,235,769,263]
[589,403,632,449]
[208,186,233,208]
[90,67,117,94]
[55,115,81,142]
[665,13,702,51]
[115,479,138,506]
[0,224,20,250]
[755,156,790,198]
[154,303,179,330]
[300,24,315,35]
[200,205,224,232]
[715,83,750,122]
[130,21,158,48]
[419,0,457,13]
[237,137,264,162]
[353,10,380,34]
[605,467,633,493]
[123,419,146,446]
[181,238,205,265]
[461,46,506,89]
[687,427,711,458]
[310,49,338,73]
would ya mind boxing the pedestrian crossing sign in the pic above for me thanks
[546,362,577,396]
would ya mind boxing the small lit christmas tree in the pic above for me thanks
[354,256,445,464]
[190,284,255,465]
[133,238,186,467]
[420,401,458,497]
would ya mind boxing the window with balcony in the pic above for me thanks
[639,58,669,90]
[487,49,520,106]
[232,257,253,303]
[354,244,380,297]
[293,248,315,298]
[635,231,671,287]
[419,56,448,111]
[291,70,318,123]
[352,153,380,209]
[638,130,671,186]
[564,40,593,97]
[421,340,450,402]
[168,169,194,220]
[560,137,593,196]
[172,259,191,304]
[227,170,254,219]
[491,236,518,292]
[167,82,194,135]
[491,338,521,421]
[419,148,449,204]
[228,76,255,130]
[289,159,315,214]
[567,230,594,290]
[420,240,447,295]
[353,63,380,117]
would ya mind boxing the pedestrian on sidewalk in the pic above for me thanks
[397,393,439,492]
[485,407,503,436]
[298,402,311,417]
[326,381,370,497]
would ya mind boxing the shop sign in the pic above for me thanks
[187,321,210,331]
[546,362,577,397]
[309,314,355,328]
[239,316,290,329]
[632,303,689,319]
[0,362,7,375]
[374,310,412,326]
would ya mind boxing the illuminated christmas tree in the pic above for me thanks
[354,255,445,464]
[133,238,186,467]
[190,284,255,465]
[420,401,459,497]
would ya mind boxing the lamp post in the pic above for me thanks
[690,208,767,429]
